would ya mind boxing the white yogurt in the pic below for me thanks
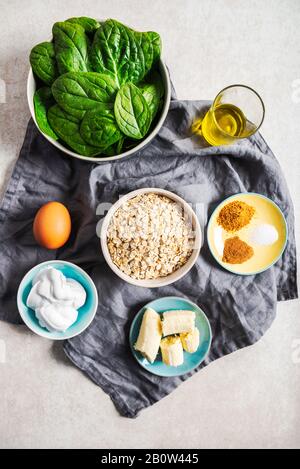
[249,223,279,246]
[27,267,86,332]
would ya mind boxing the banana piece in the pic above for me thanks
[162,310,195,336]
[180,327,200,353]
[134,308,162,363]
[160,336,184,367]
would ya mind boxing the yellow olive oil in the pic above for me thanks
[193,103,256,146]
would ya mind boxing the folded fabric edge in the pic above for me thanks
[0,120,35,227]
[278,292,298,302]
[63,325,273,418]
[277,260,298,302]
[64,340,192,419]
[63,341,140,418]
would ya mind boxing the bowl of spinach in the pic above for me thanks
[27,17,171,162]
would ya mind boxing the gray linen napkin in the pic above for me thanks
[0,99,297,418]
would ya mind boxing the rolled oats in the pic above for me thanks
[107,193,195,280]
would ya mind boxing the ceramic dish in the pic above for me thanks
[17,260,98,340]
[27,60,171,164]
[100,188,202,288]
[207,192,288,275]
[129,296,212,377]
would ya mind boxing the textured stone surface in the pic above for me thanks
[0,0,299,449]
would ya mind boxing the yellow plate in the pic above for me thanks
[207,193,288,275]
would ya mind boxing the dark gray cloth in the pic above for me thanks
[0,100,297,418]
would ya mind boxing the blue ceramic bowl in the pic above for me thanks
[17,260,98,340]
[130,296,212,377]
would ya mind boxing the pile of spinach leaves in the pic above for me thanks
[30,17,164,157]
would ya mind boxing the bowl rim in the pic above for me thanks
[207,192,288,276]
[100,188,202,288]
[27,58,171,163]
[17,260,99,340]
[129,296,213,376]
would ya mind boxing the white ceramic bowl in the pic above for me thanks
[100,188,202,288]
[27,59,171,163]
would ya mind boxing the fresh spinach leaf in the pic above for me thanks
[102,135,125,156]
[80,108,122,149]
[30,18,163,158]
[123,138,138,150]
[53,21,91,74]
[114,82,151,139]
[52,71,117,119]
[30,42,58,86]
[139,71,164,119]
[65,17,100,34]
[90,19,161,87]
[101,145,116,156]
[33,87,58,140]
[48,104,102,156]
[115,135,125,154]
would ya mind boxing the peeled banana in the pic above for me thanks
[134,308,162,363]
[180,327,200,353]
[160,336,184,367]
[162,310,195,336]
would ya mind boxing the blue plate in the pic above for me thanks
[17,260,98,340]
[130,296,212,377]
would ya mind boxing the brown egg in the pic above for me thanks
[33,202,71,249]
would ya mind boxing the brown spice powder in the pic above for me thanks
[217,200,255,232]
[222,236,254,264]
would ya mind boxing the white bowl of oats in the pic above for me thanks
[100,188,202,288]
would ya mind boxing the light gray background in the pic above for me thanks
[0,0,299,449]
